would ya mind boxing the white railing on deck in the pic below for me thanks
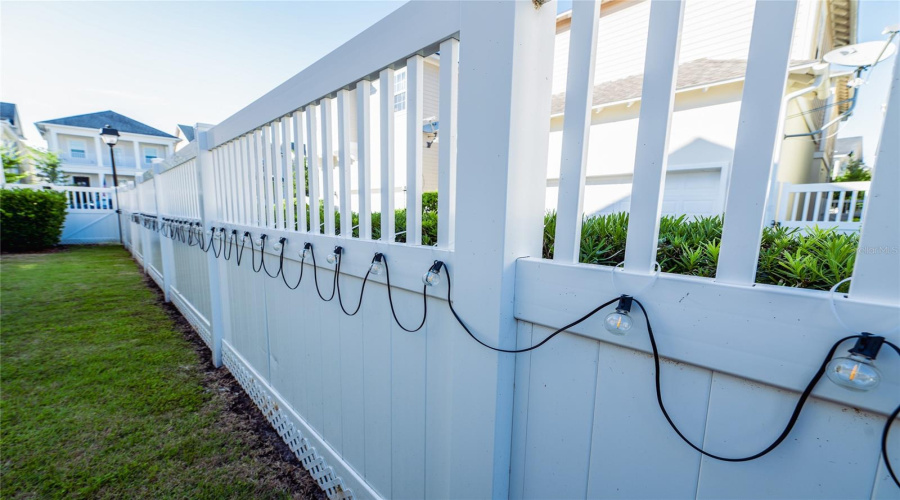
[777,181,870,232]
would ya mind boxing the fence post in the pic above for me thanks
[197,127,226,367]
[449,2,556,498]
[137,178,152,274]
[153,164,175,302]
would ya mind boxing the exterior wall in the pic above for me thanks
[546,82,743,216]
[551,0,818,96]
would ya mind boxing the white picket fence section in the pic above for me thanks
[5,184,121,244]
[778,180,871,232]
[116,2,899,499]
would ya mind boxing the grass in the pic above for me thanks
[1,246,318,499]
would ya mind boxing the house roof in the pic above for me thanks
[1,102,18,126]
[177,124,195,142]
[35,110,177,139]
[550,58,814,115]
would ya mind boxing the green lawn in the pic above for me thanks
[1,246,318,499]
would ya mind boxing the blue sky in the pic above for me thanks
[2,0,897,162]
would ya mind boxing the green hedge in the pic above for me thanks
[543,211,857,291]
[1,188,68,252]
[299,193,854,291]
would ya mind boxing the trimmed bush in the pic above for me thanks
[543,211,857,291]
[1,188,68,252]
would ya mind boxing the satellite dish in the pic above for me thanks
[824,41,897,68]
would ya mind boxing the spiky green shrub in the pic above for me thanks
[543,211,857,290]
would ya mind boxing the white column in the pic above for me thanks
[94,136,105,167]
[197,127,226,367]
[50,130,60,153]
[133,141,142,172]
[450,2,556,498]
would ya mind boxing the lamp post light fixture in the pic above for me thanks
[99,125,123,244]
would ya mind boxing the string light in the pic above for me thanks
[150,220,898,487]
[826,332,884,391]
[326,246,342,264]
[604,296,634,335]
[369,253,384,275]
[423,260,443,286]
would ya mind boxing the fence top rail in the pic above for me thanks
[205,0,460,149]
[783,181,871,191]
[156,141,198,172]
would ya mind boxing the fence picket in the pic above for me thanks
[437,38,459,250]
[273,120,286,230]
[716,0,799,285]
[553,0,601,262]
[406,55,424,245]
[621,0,685,274]
[293,110,307,232]
[321,98,336,235]
[306,104,322,234]
[357,80,373,240]
[379,68,396,242]
[337,89,353,237]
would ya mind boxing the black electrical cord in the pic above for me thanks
[279,244,308,290]
[334,253,374,316]
[630,296,858,462]
[307,246,338,302]
[248,235,283,278]
[881,341,900,488]
[233,232,249,266]
[221,230,236,261]
[381,256,429,333]
[441,262,620,352]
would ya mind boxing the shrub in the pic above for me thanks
[1,188,68,252]
[543,211,857,291]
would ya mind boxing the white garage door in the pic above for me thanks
[548,167,726,218]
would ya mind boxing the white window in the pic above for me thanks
[69,139,86,159]
[393,69,407,112]
[143,146,158,164]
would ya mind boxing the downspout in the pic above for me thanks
[763,64,830,225]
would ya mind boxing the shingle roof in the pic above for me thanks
[1,102,17,126]
[35,110,177,139]
[550,58,813,115]
[177,124,195,142]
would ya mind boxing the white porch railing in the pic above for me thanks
[114,1,899,499]
[5,184,121,243]
[778,181,871,232]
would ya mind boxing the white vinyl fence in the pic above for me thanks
[119,2,899,499]
[6,184,121,244]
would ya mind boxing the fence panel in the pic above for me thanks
[117,2,899,499]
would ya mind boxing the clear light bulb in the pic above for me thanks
[214,230,222,240]
[826,354,882,391]
[272,241,283,252]
[604,296,634,336]
[423,270,441,286]
[254,237,264,248]
[300,245,311,260]
[370,261,384,275]
[326,252,338,264]
[604,311,633,335]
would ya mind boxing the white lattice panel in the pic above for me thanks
[222,344,355,500]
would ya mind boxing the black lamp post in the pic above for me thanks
[100,125,123,244]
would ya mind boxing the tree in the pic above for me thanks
[834,153,871,182]
[2,145,28,184]
[32,149,69,185]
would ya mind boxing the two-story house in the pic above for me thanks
[1,102,35,184]
[34,110,179,187]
